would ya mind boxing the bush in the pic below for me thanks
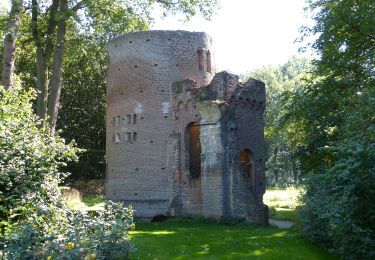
[1,201,134,259]
[0,87,134,259]
[0,87,78,233]
[300,142,375,259]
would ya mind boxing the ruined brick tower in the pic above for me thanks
[106,30,268,224]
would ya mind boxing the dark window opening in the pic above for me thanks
[197,48,204,71]
[186,123,201,179]
[133,132,137,141]
[240,149,254,179]
[206,50,211,72]
[125,115,131,126]
[125,132,131,142]
[133,114,137,124]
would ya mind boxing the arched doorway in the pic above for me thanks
[186,123,201,179]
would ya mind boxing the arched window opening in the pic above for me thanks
[206,50,211,73]
[240,149,254,179]
[197,48,204,71]
[186,123,201,179]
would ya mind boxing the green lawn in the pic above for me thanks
[129,218,335,260]
[66,187,335,259]
[66,195,106,211]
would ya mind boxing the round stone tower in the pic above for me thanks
[106,30,215,217]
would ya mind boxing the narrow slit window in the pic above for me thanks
[112,116,115,126]
[206,50,211,73]
[115,116,120,127]
[133,114,137,124]
[115,133,120,143]
[125,115,131,126]
[197,48,204,71]
[125,132,131,142]
[133,132,137,141]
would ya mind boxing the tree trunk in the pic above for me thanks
[48,0,67,134]
[292,155,298,185]
[32,0,59,119]
[1,0,23,90]
[36,48,49,118]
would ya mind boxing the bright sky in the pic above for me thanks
[152,0,314,75]
[2,0,314,75]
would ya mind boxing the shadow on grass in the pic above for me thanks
[129,218,336,260]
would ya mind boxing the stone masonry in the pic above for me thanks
[106,30,268,224]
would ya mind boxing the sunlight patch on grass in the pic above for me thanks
[66,195,106,211]
[264,187,304,221]
[130,218,336,259]
[130,230,176,235]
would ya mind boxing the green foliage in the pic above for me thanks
[243,57,311,186]
[0,87,134,259]
[10,0,219,180]
[284,0,375,258]
[0,86,78,233]
[1,201,134,259]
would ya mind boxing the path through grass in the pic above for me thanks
[264,187,303,222]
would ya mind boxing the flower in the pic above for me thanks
[130,223,136,231]
[67,242,74,250]
[89,253,96,260]
[47,256,52,260]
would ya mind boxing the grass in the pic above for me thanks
[129,218,335,259]
[67,187,335,259]
[263,187,303,222]
[66,195,106,211]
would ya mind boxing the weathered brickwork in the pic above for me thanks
[106,30,268,224]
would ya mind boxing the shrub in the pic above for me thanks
[1,201,134,259]
[300,142,375,259]
[0,87,78,233]
[0,87,134,259]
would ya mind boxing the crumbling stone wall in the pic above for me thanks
[106,30,268,224]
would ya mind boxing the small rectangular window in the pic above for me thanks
[112,116,115,126]
[125,115,131,126]
[206,50,211,73]
[133,114,137,124]
[197,48,204,71]
[115,133,120,143]
[125,132,131,142]
[133,132,137,141]
[115,116,120,127]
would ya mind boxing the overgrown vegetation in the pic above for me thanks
[0,88,134,259]
[281,0,375,258]
[243,57,311,186]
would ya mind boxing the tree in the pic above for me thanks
[1,0,23,90]
[8,0,218,134]
[242,57,311,186]
[285,0,375,257]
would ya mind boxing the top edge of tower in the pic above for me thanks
[108,30,212,47]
